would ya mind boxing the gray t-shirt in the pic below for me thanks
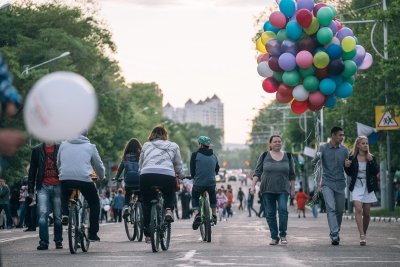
[253,152,295,194]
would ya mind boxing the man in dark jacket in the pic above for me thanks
[28,142,63,250]
[190,136,219,230]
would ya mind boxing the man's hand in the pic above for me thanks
[0,130,25,156]
[250,186,256,195]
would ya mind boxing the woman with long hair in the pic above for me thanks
[115,138,142,215]
[251,135,295,245]
[345,136,379,246]
[139,125,184,243]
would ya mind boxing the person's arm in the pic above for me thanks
[214,155,220,175]
[115,161,124,179]
[251,153,264,194]
[28,148,38,195]
[288,153,296,197]
[311,145,323,166]
[189,152,196,178]
[172,145,184,179]
[91,145,105,180]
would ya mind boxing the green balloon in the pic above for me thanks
[282,70,301,87]
[317,7,334,26]
[299,66,315,77]
[303,76,320,92]
[273,71,283,82]
[342,49,356,60]
[276,29,287,43]
[345,75,355,85]
[317,27,333,45]
[341,60,357,77]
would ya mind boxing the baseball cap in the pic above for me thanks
[198,136,211,146]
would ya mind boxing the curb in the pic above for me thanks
[343,215,400,223]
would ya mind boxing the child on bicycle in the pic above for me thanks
[190,136,220,230]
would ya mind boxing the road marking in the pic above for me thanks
[0,234,38,243]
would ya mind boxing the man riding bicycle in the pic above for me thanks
[57,130,105,242]
[190,136,220,230]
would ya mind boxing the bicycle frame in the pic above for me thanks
[68,189,90,254]
[199,191,213,242]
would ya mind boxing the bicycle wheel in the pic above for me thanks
[135,202,144,242]
[160,218,171,251]
[80,203,90,252]
[150,204,160,252]
[68,204,79,254]
[203,199,212,243]
[124,204,136,241]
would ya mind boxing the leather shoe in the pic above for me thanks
[37,244,48,250]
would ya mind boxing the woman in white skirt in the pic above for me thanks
[345,136,379,246]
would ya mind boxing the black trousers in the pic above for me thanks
[61,180,100,235]
[124,185,141,205]
[139,173,175,236]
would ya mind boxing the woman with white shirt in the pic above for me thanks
[345,136,379,246]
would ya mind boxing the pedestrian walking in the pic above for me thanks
[28,142,63,250]
[344,136,379,246]
[295,188,309,218]
[313,126,350,246]
[247,188,258,217]
[99,193,110,223]
[216,188,227,221]
[0,179,13,229]
[237,187,245,211]
[112,188,124,223]
[308,190,319,218]
[251,134,295,245]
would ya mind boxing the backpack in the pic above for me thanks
[261,151,292,163]
[124,160,140,186]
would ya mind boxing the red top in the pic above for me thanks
[42,145,59,186]
[295,191,309,210]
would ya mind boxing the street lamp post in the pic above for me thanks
[21,51,71,76]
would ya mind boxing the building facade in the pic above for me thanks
[163,94,224,133]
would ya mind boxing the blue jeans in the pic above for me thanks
[262,192,289,240]
[37,185,63,246]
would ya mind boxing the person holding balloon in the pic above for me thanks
[313,126,350,246]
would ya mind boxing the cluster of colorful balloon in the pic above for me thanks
[256,0,373,114]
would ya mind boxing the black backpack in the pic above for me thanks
[124,160,140,186]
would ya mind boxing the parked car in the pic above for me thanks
[228,175,237,182]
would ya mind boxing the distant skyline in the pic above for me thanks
[99,0,276,144]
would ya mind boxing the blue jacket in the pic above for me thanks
[190,148,219,187]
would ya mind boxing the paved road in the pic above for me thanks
[1,201,399,267]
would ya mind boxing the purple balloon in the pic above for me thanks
[297,0,315,11]
[358,52,373,70]
[281,39,298,55]
[352,45,366,66]
[336,27,354,42]
[268,56,284,72]
[266,39,282,57]
[328,21,338,35]
[297,36,316,53]
[278,53,297,71]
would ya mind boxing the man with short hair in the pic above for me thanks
[58,131,105,241]
[313,126,351,245]
[190,136,220,230]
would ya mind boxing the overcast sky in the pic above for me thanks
[98,0,276,144]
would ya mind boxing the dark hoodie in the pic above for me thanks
[190,147,220,187]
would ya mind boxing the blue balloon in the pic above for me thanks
[263,21,280,34]
[330,76,343,87]
[286,21,303,41]
[326,44,342,60]
[278,52,297,71]
[324,95,337,108]
[281,40,298,55]
[319,78,336,95]
[335,82,353,98]
[279,0,296,18]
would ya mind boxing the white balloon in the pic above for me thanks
[24,71,98,142]
[292,84,309,101]
[257,61,273,77]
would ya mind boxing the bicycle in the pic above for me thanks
[198,191,214,243]
[123,189,144,242]
[149,186,171,253]
[67,188,90,254]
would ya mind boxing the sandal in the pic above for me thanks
[360,235,366,246]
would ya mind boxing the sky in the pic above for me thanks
[97,0,276,144]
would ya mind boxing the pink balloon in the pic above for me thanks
[296,50,313,68]
[257,53,270,63]
[262,77,279,93]
[358,52,373,70]
[308,91,326,106]
[278,83,294,97]
[276,91,293,103]
[269,11,287,29]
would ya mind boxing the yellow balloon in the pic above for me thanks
[313,51,330,69]
[341,36,356,52]
[256,37,267,53]
[304,17,320,35]
[261,31,277,45]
